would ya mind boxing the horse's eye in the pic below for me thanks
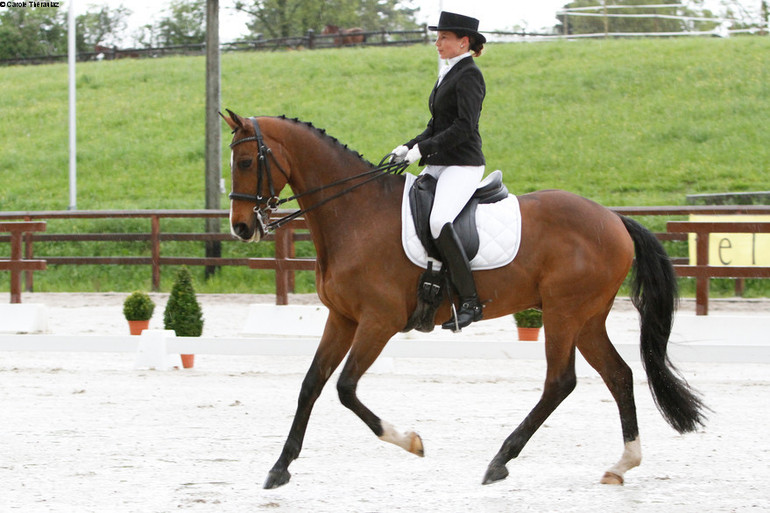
[238,159,253,170]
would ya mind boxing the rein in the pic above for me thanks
[229,117,408,233]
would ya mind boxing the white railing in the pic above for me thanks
[553,2,767,39]
[1,305,769,367]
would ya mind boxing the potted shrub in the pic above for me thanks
[513,308,543,341]
[163,266,204,368]
[123,291,155,335]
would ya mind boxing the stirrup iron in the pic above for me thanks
[449,303,460,333]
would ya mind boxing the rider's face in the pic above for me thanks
[435,31,468,60]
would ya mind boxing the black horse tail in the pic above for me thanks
[620,215,708,433]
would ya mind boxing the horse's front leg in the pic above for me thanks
[264,311,357,489]
[336,320,425,457]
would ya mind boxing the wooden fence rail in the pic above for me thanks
[0,210,314,305]
[0,27,430,66]
[0,222,47,303]
[4,206,770,308]
[667,221,770,315]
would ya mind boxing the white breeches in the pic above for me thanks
[421,165,485,239]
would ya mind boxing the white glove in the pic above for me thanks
[405,145,422,165]
[390,145,408,163]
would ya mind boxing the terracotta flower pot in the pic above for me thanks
[128,319,150,335]
[517,327,541,341]
[180,354,195,369]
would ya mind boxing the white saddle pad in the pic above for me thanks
[401,172,522,271]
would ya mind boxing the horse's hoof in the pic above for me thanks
[600,471,624,485]
[482,463,509,485]
[409,432,425,457]
[263,468,291,489]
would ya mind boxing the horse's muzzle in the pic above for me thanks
[231,221,260,242]
[231,209,269,242]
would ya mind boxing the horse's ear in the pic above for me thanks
[221,109,244,131]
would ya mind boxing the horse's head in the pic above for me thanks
[221,110,290,243]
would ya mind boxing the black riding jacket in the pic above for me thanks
[406,56,486,167]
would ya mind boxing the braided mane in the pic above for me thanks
[276,115,375,167]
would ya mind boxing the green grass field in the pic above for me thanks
[1,37,769,294]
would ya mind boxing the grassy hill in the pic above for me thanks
[1,37,769,293]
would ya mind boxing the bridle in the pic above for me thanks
[228,117,287,236]
[228,116,408,235]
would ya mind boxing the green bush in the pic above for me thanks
[513,309,543,328]
[163,266,204,337]
[122,291,155,321]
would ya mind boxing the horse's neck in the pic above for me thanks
[291,154,403,258]
[270,120,403,259]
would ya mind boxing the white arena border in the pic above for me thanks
[1,304,768,367]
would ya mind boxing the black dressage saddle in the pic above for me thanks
[409,170,509,261]
[403,170,509,334]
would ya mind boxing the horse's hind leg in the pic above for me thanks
[576,311,641,485]
[483,319,579,485]
[264,311,357,489]
[336,320,424,457]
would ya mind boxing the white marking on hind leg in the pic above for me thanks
[379,421,424,457]
[601,437,642,485]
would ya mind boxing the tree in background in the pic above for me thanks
[133,24,160,49]
[357,0,420,31]
[154,0,207,46]
[720,0,769,30]
[233,0,420,40]
[0,6,66,59]
[77,4,132,49]
[0,3,131,59]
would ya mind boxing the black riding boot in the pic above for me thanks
[435,223,483,331]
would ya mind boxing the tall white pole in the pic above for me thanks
[68,0,77,210]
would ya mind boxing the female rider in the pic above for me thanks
[392,11,487,330]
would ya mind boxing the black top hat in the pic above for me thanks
[428,11,486,45]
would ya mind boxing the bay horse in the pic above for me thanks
[222,111,707,489]
[322,24,366,46]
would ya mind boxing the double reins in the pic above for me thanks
[229,117,408,233]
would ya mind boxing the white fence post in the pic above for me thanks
[134,330,180,370]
